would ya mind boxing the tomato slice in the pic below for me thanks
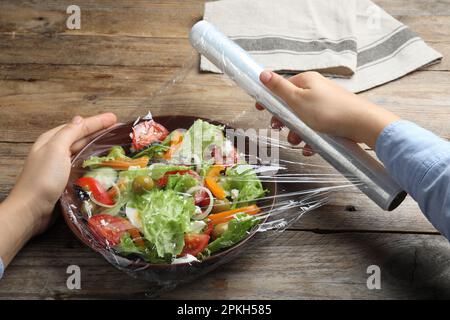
[157,169,201,188]
[203,220,214,236]
[179,233,210,257]
[75,177,115,205]
[88,214,136,246]
[131,120,169,151]
[194,189,210,207]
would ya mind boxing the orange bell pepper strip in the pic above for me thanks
[128,228,145,248]
[100,156,149,170]
[163,131,184,160]
[205,165,227,200]
[208,204,261,225]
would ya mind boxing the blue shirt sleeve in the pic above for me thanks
[376,120,450,239]
[0,257,4,279]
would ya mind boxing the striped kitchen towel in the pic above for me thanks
[201,0,442,93]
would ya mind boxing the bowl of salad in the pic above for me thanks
[60,115,276,280]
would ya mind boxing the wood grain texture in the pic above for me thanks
[1,220,449,299]
[2,67,450,142]
[0,0,449,70]
[0,0,203,38]
[0,0,449,299]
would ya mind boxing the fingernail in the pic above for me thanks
[288,131,302,145]
[72,116,83,125]
[260,70,273,83]
[271,118,283,130]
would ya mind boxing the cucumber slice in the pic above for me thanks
[84,167,118,190]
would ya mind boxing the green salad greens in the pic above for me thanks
[75,119,267,264]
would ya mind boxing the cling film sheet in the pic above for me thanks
[59,27,365,295]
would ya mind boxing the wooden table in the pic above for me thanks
[1,0,450,299]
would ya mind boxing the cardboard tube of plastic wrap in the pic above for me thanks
[189,21,406,211]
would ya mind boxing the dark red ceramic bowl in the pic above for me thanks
[60,115,277,283]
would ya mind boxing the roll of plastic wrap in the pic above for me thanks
[189,20,406,211]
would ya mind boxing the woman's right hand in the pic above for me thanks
[256,71,400,152]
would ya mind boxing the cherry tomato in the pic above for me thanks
[131,120,169,151]
[88,214,136,246]
[75,177,114,205]
[157,170,201,188]
[194,189,210,207]
[179,233,210,257]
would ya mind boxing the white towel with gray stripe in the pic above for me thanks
[201,0,442,93]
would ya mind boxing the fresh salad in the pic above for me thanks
[74,118,267,264]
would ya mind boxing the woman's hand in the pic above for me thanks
[0,113,117,268]
[256,71,400,152]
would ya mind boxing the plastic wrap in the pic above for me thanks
[58,21,393,295]
[189,20,406,211]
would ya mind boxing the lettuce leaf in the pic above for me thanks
[223,165,267,209]
[129,189,194,258]
[82,146,128,168]
[116,233,170,263]
[117,164,192,182]
[148,164,193,180]
[166,173,199,193]
[207,214,259,254]
[109,165,194,216]
[172,119,225,166]
[131,143,169,159]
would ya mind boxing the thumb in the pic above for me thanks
[52,116,87,149]
[259,70,304,107]
[52,113,118,151]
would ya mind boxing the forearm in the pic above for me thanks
[347,100,400,149]
[0,192,37,269]
[376,120,450,239]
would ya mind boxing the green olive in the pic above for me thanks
[213,222,229,238]
[211,198,231,213]
[132,175,155,194]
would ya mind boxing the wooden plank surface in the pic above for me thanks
[2,66,450,142]
[0,0,449,299]
[1,221,449,299]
